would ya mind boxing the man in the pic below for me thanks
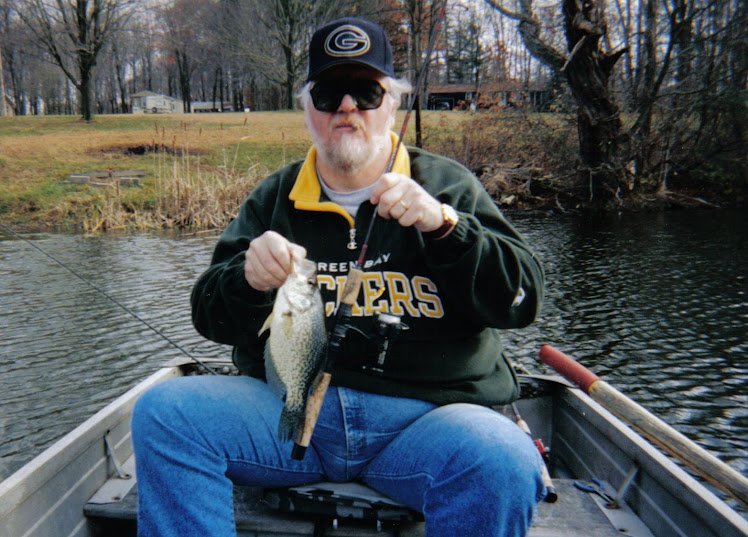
[132,17,546,537]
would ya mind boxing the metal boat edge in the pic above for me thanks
[1,359,746,537]
[0,359,189,537]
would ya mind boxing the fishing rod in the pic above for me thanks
[511,402,558,503]
[292,0,449,460]
[540,345,748,509]
[0,222,219,375]
[357,0,448,268]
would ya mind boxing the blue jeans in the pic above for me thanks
[131,375,545,537]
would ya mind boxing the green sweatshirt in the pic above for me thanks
[191,141,544,406]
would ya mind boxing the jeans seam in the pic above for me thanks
[364,470,435,483]
[225,458,324,478]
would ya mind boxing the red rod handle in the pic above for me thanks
[539,345,600,393]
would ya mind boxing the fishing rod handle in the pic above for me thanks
[339,268,365,306]
[540,463,558,503]
[518,415,558,503]
[539,344,600,393]
[539,344,748,509]
[293,371,331,460]
[292,269,365,460]
[511,403,558,503]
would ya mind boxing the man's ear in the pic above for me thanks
[303,110,310,131]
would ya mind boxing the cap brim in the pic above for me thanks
[308,59,391,81]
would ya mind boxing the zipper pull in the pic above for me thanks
[347,228,357,250]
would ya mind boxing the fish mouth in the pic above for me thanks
[293,258,318,281]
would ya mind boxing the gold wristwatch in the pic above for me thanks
[425,203,459,240]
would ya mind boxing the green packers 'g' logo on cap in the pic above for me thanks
[308,17,393,80]
[324,25,371,57]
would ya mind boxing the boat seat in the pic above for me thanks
[85,478,643,536]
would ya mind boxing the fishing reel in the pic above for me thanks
[363,313,408,376]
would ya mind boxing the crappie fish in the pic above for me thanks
[259,258,327,442]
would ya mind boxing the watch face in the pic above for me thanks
[443,204,458,224]
[426,204,458,239]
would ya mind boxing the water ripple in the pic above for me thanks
[1,210,746,486]
[509,209,747,475]
[0,232,226,479]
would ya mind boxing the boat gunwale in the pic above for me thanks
[1,361,746,537]
[0,359,187,521]
[557,386,748,535]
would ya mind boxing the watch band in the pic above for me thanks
[425,203,459,240]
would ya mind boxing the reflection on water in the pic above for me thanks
[0,210,745,485]
[0,233,225,479]
[506,210,747,474]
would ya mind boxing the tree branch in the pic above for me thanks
[484,0,566,71]
[482,0,529,22]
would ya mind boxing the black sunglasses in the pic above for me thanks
[310,79,386,112]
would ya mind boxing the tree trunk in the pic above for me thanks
[284,38,294,110]
[562,0,627,203]
[115,63,128,113]
[672,0,693,86]
[176,49,192,113]
[218,67,224,111]
[0,43,6,117]
[632,0,657,186]
[415,95,422,148]
[79,65,94,121]
[728,0,748,186]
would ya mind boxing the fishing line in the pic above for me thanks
[292,2,451,460]
[357,0,448,268]
[0,222,218,375]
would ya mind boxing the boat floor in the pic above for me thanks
[84,479,644,537]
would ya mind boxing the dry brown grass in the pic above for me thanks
[1,110,544,231]
[83,159,264,232]
[0,112,313,231]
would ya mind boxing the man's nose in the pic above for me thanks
[338,94,358,112]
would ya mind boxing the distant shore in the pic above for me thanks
[0,112,741,233]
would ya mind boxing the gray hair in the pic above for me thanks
[297,76,413,111]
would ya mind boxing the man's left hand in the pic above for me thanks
[370,172,444,233]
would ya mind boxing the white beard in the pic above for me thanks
[310,114,395,176]
[327,130,388,174]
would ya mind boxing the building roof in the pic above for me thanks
[131,91,181,100]
[429,81,548,94]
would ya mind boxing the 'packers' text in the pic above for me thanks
[317,271,444,319]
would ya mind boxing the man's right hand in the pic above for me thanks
[244,231,307,291]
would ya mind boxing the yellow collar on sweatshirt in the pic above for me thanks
[288,132,411,228]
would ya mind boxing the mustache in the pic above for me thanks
[332,117,365,132]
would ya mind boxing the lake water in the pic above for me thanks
[0,210,745,489]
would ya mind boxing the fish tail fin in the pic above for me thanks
[278,407,304,443]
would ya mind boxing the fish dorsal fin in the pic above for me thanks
[259,307,274,336]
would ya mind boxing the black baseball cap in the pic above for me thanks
[307,17,394,81]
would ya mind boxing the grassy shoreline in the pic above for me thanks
[0,111,736,233]
[2,112,468,232]
[0,113,317,231]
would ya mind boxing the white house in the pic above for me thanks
[131,91,183,114]
[191,100,234,113]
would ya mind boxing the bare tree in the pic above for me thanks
[445,5,485,85]
[485,0,629,203]
[0,1,17,115]
[256,0,342,109]
[158,0,214,113]
[206,0,342,110]
[400,0,447,146]
[17,0,136,120]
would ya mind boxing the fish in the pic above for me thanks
[259,257,328,443]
